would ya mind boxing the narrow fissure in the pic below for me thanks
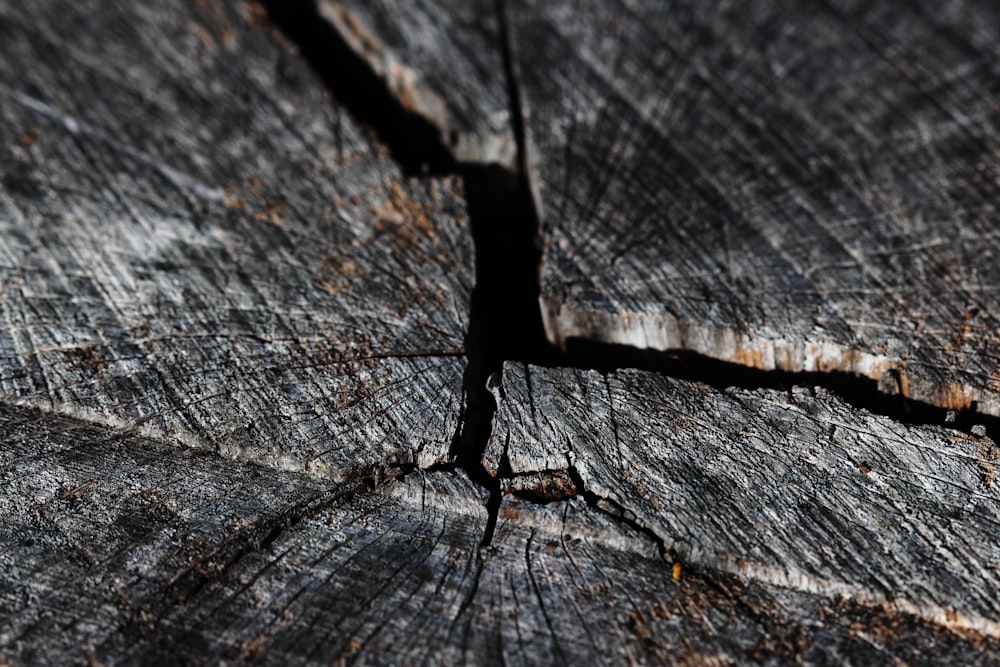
[564,465,669,562]
[260,0,999,551]
[555,339,1000,441]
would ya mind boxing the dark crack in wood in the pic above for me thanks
[315,0,1000,417]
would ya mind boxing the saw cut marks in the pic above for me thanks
[6,407,989,665]
[0,0,473,479]
[490,362,1000,638]
[510,0,1000,414]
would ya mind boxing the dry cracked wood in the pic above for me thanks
[518,0,1000,414]
[490,361,1000,645]
[5,404,993,665]
[5,0,1000,664]
[0,0,473,479]
[320,0,1000,415]
[108,475,1000,666]
[0,403,331,664]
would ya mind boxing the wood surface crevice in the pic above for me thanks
[313,0,1000,430]
[248,1,558,546]
[263,0,1000,569]
[0,0,478,485]
[5,0,1000,662]
[489,362,1000,641]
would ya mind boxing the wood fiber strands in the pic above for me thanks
[316,0,514,166]
[323,0,1000,415]
[3,0,1000,664]
[516,0,1000,414]
[5,405,994,664]
[0,0,474,480]
[491,362,1000,645]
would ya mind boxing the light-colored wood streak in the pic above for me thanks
[515,0,1000,414]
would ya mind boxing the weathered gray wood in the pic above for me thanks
[0,0,473,479]
[491,361,1000,641]
[121,479,1000,666]
[319,0,1000,415]
[514,0,1000,414]
[318,0,514,166]
[7,403,990,665]
[5,0,1000,663]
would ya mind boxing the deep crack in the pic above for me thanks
[260,0,551,547]
[258,0,1000,554]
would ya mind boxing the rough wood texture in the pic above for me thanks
[318,0,513,166]
[6,404,993,665]
[5,0,1000,663]
[0,404,330,664]
[320,0,1000,415]
[0,0,473,479]
[515,0,1000,414]
[490,362,1000,641]
[107,477,1000,666]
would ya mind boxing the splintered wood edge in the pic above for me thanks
[317,0,516,166]
[540,295,1000,417]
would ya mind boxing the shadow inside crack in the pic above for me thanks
[552,338,1000,442]
[257,0,1000,546]
[260,0,455,176]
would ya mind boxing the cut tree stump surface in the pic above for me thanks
[4,405,996,664]
[0,0,472,479]
[0,404,330,663]
[3,0,1000,664]
[521,0,1000,415]
[323,0,1000,415]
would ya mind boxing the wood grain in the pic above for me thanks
[4,0,1000,663]
[116,478,1000,665]
[0,0,473,480]
[318,0,1000,414]
[0,403,331,663]
[512,0,1000,414]
[490,362,1000,640]
[6,403,992,664]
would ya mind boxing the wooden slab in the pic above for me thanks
[510,0,1000,414]
[490,362,1000,639]
[0,0,473,479]
[318,0,1000,414]
[317,0,513,166]
[6,405,991,664]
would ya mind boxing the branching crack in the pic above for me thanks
[562,464,670,562]
[259,0,550,548]
[257,0,1000,558]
